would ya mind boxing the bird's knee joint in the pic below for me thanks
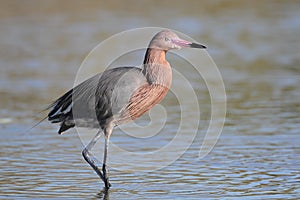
[82,148,89,158]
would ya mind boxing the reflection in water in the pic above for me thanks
[0,0,299,199]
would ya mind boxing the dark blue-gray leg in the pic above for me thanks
[102,126,113,189]
[82,130,106,185]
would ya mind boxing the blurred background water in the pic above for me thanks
[0,0,299,199]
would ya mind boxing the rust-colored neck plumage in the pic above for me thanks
[143,48,166,65]
[142,48,172,88]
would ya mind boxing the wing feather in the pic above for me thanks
[47,67,145,133]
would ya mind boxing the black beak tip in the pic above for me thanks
[190,42,206,49]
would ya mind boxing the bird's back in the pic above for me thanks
[48,66,147,133]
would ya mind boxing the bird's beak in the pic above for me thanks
[172,39,206,49]
[189,42,206,49]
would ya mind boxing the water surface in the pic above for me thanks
[0,0,299,199]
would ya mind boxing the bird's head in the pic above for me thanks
[148,30,206,51]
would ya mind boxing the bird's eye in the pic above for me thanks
[165,37,170,42]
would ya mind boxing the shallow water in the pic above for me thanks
[1,0,299,199]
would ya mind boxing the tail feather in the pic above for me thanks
[48,89,73,118]
[48,113,69,123]
[58,121,75,134]
[47,88,74,134]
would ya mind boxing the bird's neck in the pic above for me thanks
[142,48,172,87]
[143,48,167,65]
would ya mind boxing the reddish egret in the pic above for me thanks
[48,30,206,189]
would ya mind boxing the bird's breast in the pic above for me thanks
[119,83,170,123]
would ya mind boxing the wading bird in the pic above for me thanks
[47,30,206,189]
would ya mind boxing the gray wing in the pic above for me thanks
[48,66,146,133]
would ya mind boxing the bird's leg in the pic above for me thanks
[102,126,113,189]
[82,130,105,183]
